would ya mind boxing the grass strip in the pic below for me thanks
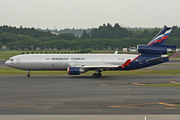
[1,68,180,76]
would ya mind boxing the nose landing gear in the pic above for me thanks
[27,71,30,78]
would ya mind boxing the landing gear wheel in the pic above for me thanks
[92,73,102,78]
[27,74,30,78]
[92,73,96,78]
[27,70,30,78]
[97,73,102,78]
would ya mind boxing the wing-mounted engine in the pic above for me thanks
[137,45,176,55]
[67,67,87,75]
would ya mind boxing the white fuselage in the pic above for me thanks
[5,54,139,70]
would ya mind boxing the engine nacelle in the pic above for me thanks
[137,45,176,55]
[67,67,86,75]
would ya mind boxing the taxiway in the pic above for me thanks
[0,75,180,115]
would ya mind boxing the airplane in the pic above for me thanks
[5,27,176,78]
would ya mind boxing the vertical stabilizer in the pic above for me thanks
[148,27,172,46]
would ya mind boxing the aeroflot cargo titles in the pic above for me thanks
[5,27,176,78]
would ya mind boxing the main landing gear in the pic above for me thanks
[92,72,102,78]
[27,70,30,78]
[92,69,102,78]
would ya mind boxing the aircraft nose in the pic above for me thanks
[5,60,9,66]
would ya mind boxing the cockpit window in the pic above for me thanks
[9,58,13,61]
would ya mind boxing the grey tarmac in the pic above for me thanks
[0,115,180,120]
[1,75,180,115]
[0,60,6,68]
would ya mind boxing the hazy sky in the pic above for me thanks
[0,0,180,29]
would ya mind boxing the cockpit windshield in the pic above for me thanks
[9,58,13,61]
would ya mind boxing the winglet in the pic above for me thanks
[119,59,131,68]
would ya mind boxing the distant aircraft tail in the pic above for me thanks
[147,27,172,46]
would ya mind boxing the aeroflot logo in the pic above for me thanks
[71,58,85,60]
[46,58,86,60]
[52,58,69,60]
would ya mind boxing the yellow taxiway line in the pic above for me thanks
[132,83,146,86]
[170,81,179,84]
[158,102,177,107]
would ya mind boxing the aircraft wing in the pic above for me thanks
[70,59,131,69]
[82,65,120,68]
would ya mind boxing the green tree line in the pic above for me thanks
[0,24,180,50]
[38,28,92,37]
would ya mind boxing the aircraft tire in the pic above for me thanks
[97,73,102,78]
[92,73,96,78]
[27,74,30,78]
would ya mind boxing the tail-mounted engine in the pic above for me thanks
[137,45,176,55]
[67,67,86,75]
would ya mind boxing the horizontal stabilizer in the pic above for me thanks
[146,55,168,62]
